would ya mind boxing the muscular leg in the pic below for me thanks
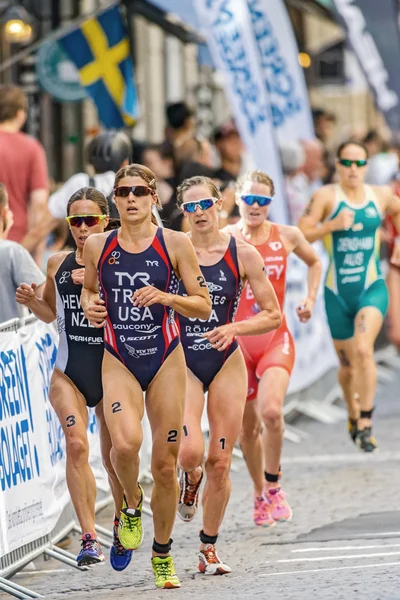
[202,348,247,538]
[239,401,264,497]
[146,345,186,555]
[386,266,400,350]
[353,307,383,430]
[50,370,96,534]
[102,351,144,509]
[333,339,358,420]
[258,367,290,486]
[95,401,124,519]
[178,370,205,484]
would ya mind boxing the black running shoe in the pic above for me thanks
[348,418,358,444]
[357,427,377,453]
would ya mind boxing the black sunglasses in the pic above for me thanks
[114,185,153,197]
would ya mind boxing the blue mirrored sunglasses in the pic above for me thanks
[181,198,217,213]
[240,194,273,207]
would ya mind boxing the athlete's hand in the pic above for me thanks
[202,323,236,352]
[72,268,85,285]
[296,297,315,323]
[16,282,37,305]
[85,298,107,328]
[331,209,354,231]
[131,286,171,308]
[391,240,400,267]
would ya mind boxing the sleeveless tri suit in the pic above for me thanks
[98,228,180,390]
[234,224,295,401]
[54,251,104,407]
[323,185,388,340]
[179,235,242,389]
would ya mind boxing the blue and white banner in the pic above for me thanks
[247,0,315,143]
[194,0,289,224]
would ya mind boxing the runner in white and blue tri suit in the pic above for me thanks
[176,176,281,575]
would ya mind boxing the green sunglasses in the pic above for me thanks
[338,159,368,168]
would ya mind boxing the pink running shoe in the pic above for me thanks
[253,495,276,527]
[264,487,293,522]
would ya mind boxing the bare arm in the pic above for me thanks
[385,188,400,266]
[132,232,212,320]
[290,227,322,322]
[298,188,354,242]
[81,235,108,328]
[203,244,281,351]
[15,254,62,323]
[21,189,50,252]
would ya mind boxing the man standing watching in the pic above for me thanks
[0,85,49,255]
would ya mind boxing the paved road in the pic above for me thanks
[6,365,400,600]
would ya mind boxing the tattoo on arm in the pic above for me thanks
[338,349,350,367]
[303,197,315,217]
[197,276,207,288]
[183,425,188,437]
[167,429,178,443]
[219,437,226,450]
[111,401,122,414]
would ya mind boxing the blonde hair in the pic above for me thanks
[114,163,161,225]
[236,170,275,196]
[176,176,222,207]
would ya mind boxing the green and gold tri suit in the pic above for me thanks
[323,185,388,340]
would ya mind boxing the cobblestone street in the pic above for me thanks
[7,370,400,600]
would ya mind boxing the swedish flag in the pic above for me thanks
[59,5,139,128]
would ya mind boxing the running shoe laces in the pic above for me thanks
[81,535,98,553]
[202,545,220,564]
[124,507,141,531]
[183,474,201,506]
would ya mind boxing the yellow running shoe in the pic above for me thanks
[118,484,144,550]
[152,556,181,589]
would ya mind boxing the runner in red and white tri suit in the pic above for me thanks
[226,170,321,527]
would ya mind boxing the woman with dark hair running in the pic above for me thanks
[299,140,400,451]
[176,176,281,574]
[227,170,321,528]
[16,188,127,568]
[82,164,211,589]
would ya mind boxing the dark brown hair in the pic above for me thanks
[114,163,161,225]
[0,183,8,209]
[67,187,109,216]
[236,170,275,196]
[337,140,369,159]
[176,175,222,207]
[0,85,28,123]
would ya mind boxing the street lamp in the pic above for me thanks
[2,5,33,43]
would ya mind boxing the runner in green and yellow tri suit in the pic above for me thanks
[299,140,400,452]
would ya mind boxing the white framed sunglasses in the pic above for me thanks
[181,197,219,213]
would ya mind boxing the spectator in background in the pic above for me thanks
[143,142,175,206]
[0,183,45,323]
[300,139,325,196]
[165,101,196,155]
[0,85,49,255]
[279,141,308,225]
[312,108,336,147]
[214,120,243,183]
[363,130,383,159]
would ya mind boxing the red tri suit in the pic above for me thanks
[233,223,295,401]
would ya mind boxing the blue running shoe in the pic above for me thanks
[77,533,105,567]
[110,517,133,572]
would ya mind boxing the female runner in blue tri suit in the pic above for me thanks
[16,188,126,568]
[81,164,211,590]
[176,176,281,575]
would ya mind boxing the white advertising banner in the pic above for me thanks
[0,322,69,556]
[195,0,289,224]
[284,245,338,394]
[247,0,315,142]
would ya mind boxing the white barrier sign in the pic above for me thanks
[195,0,289,224]
[0,322,69,556]
[285,245,338,394]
